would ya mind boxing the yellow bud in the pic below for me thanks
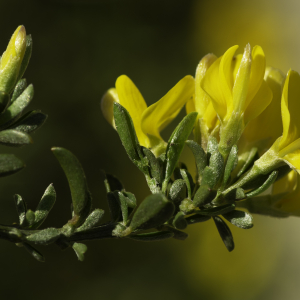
[101,88,119,129]
[0,25,27,94]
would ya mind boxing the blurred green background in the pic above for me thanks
[0,0,300,299]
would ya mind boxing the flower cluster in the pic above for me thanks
[102,44,300,221]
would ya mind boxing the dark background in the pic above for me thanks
[0,0,300,299]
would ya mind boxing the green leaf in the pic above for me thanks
[102,172,123,193]
[17,35,32,82]
[122,192,137,208]
[237,147,258,178]
[0,84,34,129]
[185,140,207,183]
[198,203,236,216]
[213,216,234,252]
[169,179,186,202]
[222,210,253,229]
[72,242,88,262]
[115,191,129,224]
[0,129,32,147]
[10,110,47,133]
[22,242,45,262]
[52,147,92,227]
[185,214,211,225]
[130,193,175,230]
[172,211,187,230]
[0,92,9,114]
[11,79,27,103]
[113,103,145,170]
[179,169,191,199]
[159,225,188,240]
[223,145,238,187]
[162,112,198,192]
[193,183,214,207]
[0,154,24,177]
[207,150,224,186]
[246,170,278,198]
[26,228,61,245]
[32,184,56,229]
[142,147,163,184]
[14,194,27,226]
[128,231,174,242]
[76,209,105,232]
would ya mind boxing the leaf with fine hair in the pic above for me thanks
[32,184,56,229]
[162,112,198,192]
[0,84,34,129]
[52,147,92,227]
[0,129,32,147]
[130,193,175,230]
[0,154,24,177]
[10,110,47,133]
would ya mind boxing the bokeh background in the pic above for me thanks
[0,0,300,299]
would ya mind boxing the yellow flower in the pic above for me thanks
[231,69,300,191]
[262,69,300,173]
[186,53,219,149]
[201,44,272,156]
[101,74,194,155]
[0,25,27,94]
[239,67,284,154]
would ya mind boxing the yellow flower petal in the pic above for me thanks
[232,44,251,113]
[186,95,195,115]
[279,70,300,150]
[240,67,284,152]
[100,88,119,129]
[219,45,238,115]
[195,53,217,119]
[283,148,300,174]
[273,169,296,195]
[245,46,266,109]
[201,56,227,120]
[115,75,149,147]
[203,101,218,130]
[244,80,273,125]
[141,75,194,140]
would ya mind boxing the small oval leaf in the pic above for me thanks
[222,210,253,229]
[0,129,32,147]
[130,193,175,230]
[52,147,92,227]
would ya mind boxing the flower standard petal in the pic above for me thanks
[115,75,149,147]
[245,45,266,108]
[141,75,194,141]
[194,53,217,119]
[244,80,273,125]
[219,45,238,116]
[201,56,227,120]
[240,67,284,153]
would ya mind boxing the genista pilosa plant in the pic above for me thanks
[1,26,300,262]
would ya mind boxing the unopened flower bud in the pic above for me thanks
[0,26,27,94]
